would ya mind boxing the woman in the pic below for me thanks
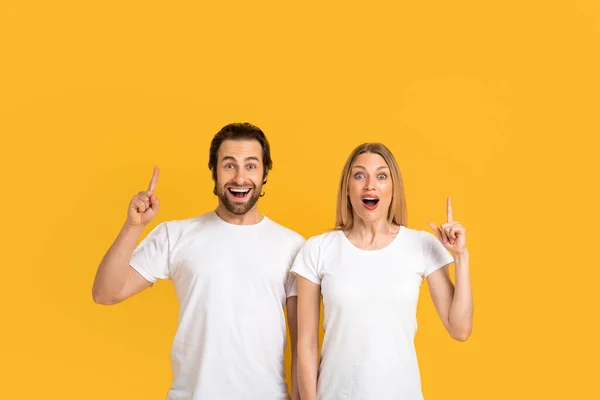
[291,143,473,400]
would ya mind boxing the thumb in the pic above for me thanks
[150,195,160,213]
[428,222,442,241]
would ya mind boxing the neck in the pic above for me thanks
[348,215,394,243]
[215,203,263,225]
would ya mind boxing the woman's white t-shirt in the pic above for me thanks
[290,226,453,400]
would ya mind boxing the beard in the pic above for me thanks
[217,180,262,215]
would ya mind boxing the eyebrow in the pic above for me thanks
[352,165,389,170]
[221,156,260,163]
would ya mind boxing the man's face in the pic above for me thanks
[215,139,265,215]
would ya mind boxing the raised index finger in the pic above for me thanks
[447,196,453,222]
[147,166,159,194]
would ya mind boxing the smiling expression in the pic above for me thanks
[215,139,265,215]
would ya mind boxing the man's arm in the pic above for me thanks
[286,295,299,400]
[92,166,160,305]
[92,223,153,304]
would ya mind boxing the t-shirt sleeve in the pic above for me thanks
[284,237,306,297]
[421,231,454,277]
[290,237,321,285]
[285,271,298,297]
[130,222,171,283]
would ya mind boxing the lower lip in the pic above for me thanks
[362,201,379,211]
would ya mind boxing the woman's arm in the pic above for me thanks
[427,252,473,341]
[297,276,321,400]
[427,196,473,341]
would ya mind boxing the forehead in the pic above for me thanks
[218,139,263,161]
[352,152,388,168]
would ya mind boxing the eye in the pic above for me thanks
[247,164,257,170]
[354,172,365,179]
[224,163,235,169]
[378,173,388,179]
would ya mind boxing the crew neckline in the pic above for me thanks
[339,225,404,253]
[212,210,269,229]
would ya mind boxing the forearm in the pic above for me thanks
[92,222,144,303]
[297,342,319,400]
[448,251,473,340]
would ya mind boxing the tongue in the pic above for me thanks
[233,192,246,198]
[364,200,378,207]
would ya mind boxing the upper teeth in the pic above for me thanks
[231,189,250,193]
[364,198,377,200]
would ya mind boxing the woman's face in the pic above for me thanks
[348,152,393,225]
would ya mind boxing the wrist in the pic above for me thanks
[452,249,469,262]
[122,221,146,235]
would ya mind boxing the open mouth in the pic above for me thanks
[361,196,379,210]
[228,187,251,200]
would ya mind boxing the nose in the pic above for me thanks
[364,176,375,191]
[233,169,246,185]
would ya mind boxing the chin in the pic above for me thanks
[354,211,385,223]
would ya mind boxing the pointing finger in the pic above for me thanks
[447,196,453,223]
[148,166,159,194]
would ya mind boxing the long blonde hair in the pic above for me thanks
[335,143,408,230]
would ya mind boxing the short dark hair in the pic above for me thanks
[208,122,273,194]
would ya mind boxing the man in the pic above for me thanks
[92,122,304,400]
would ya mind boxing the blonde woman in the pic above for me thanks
[292,143,473,400]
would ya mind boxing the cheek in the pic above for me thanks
[347,182,362,199]
[384,181,394,194]
[380,181,394,201]
[254,168,265,180]
[217,170,233,186]
[247,169,261,182]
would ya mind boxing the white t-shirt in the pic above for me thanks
[130,211,305,400]
[290,226,454,400]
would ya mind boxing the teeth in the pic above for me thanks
[363,198,378,201]
[230,188,250,193]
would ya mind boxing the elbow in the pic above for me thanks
[92,289,118,305]
[449,327,472,342]
[297,337,319,355]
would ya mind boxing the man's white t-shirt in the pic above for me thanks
[130,211,305,400]
[290,226,454,400]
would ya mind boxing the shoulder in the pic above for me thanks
[161,212,215,236]
[399,226,444,259]
[399,226,436,243]
[263,216,306,246]
[302,229,342,253]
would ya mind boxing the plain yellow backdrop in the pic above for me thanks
[1,1,599,399]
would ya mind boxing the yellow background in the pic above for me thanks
[1,1,598,399]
